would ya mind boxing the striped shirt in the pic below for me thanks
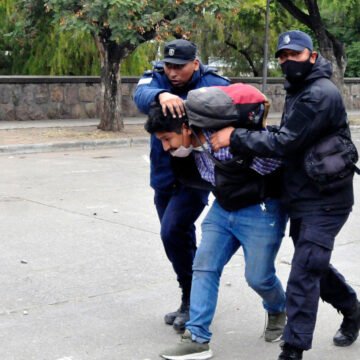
[193,130,282,186]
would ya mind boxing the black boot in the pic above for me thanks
[333,301,360,347]
[164,285,190,332]
[172,300,190,332]
[278,342,303,360]
[164,308,180,326]
[164,300,189,325]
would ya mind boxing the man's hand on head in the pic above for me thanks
[210,127,235,152]
[158,92,186,118]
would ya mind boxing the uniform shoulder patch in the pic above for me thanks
[210,71,230,82]
[203,66,230,81]
[137,77,153,85]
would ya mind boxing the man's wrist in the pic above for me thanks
[156,91,168,102]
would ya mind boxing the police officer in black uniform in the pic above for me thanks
[210,30,360,360]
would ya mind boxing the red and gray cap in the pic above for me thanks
[275,30,313,58]
[162,39,197,65]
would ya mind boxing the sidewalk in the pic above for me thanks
[1,111,360,155]
[0,117,149,155]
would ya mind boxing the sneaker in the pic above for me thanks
[333,301,360,347]
[160,329,213,360]
[264,311,286,342]
[164,302,190,332]
[278,342,303,360]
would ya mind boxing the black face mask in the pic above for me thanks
[280,56,313,83]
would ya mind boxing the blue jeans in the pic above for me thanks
[186,199,287,342]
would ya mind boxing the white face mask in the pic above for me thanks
[193,142,209,152]
[170,145,193,158]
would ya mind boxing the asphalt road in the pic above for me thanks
[1,143,360,360]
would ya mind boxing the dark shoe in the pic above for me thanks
[160,329,213,360]
[333,301,360,347]
[164,310,179,325]
[164,301,190,332]
[278,342,303,360]
[173,303,190,332]
[264,311,286,342]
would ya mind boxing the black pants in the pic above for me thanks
[283,213,358,350]
[154,185,208,299]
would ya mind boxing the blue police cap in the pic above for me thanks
[162,39,197,65]
[275,30,313,58]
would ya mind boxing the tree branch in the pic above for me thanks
[276,0,313,28]
[225,39,259,76]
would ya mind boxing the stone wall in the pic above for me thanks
[1,76,360,121]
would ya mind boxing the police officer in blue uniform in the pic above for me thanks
[134,39,230,331]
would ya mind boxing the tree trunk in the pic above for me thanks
[91,24,160,131]
[98,53,124,131]
[314,28,346,90]
[94,33,124,132]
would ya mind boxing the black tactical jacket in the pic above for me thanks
[229,55,354,217]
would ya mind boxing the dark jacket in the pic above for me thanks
[133,62,230,192]
[229,55,353,217]
[171,153,282,212]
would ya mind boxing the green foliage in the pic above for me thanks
[5,0,239,75]
[275,0,360,76]
[4,0,360,77]
[317,0,360,76]
[344,42,360,77]
[120,41,158,76]
[0,0,16,74]
[190,0,304,76]
[20,31,100,75]
[1,0,101,75]
[43,0,238,46]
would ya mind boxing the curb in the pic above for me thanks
[1,121,360,156]
[0,137,150,155]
